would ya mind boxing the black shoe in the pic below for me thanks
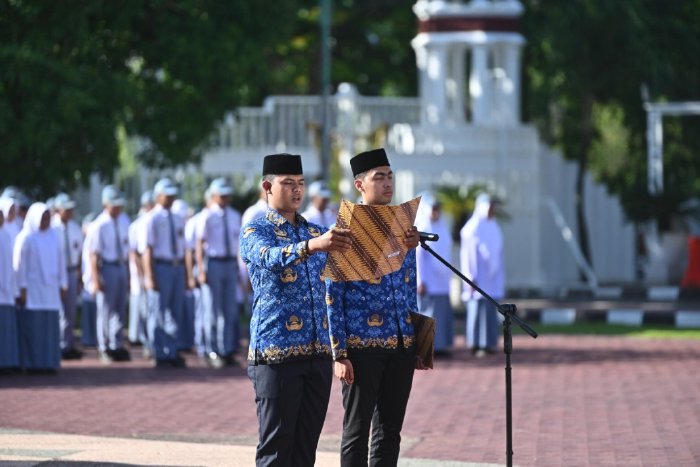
[205,352,225,369]
[155,356,187,369]
[112,348,132,362]
[61,347,83,360]
[222,353,237,366]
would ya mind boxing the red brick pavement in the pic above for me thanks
[1,335,699,466]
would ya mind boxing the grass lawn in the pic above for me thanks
[512,322,700,340]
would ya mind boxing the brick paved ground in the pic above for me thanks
[1,334,700,466]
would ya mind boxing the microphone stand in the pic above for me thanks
[419,239,538,467]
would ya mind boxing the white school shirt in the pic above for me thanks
[241,199,267,228]
[145,204,186,260]
[459,203,505,300]
[195,204,241,258]
[52,216,83,269]
[18,231,67,310]
[416,216,453,295]
[0,227,16,305]
[185,209,205,252]
[88,211,130,263]
[301,205,336,228]
[14,204,67,311]
[82,224,96,287]
[128,212,150,290]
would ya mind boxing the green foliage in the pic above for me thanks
[523,0,700,231]
[433,182,507,241]
[0,0,310,197]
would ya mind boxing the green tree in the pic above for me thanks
[0,0,309,198]
[523,0,700,258]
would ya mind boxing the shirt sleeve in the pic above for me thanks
[325,278,347,360]
[14,235,28,289]
[88,222,102,255]
[404,250,418,312]
[239,224,310,273]
[194,211,208,241]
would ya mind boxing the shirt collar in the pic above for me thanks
[265,208,306,227]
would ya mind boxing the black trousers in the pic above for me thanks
[341,350,415,467]
[248,358,333,467]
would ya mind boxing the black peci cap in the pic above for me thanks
[350,148,390,177]
[262,153,303,176]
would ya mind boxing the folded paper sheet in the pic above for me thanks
[322,197,421,282]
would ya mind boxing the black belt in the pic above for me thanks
[208,256,236,261]
[154,258,185,266]
[101,260,125,266]
[67,265,80,271]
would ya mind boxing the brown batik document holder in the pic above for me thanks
[410,311,435,369]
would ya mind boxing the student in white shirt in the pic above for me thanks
[14,202,66,372]
[301,180,336,228]
[195,177,242,368]
[89,186,131,364]
[0,205,20,371]
[80,213,98,348]
[52,193,84,360]
[127,190,154,352]
[460,193,505,357]
[416,194,454,356]
[143,178,188,368]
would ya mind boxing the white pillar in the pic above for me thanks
[470,43,491,125]
[425,42,448,125]
[447,44,467,123]
[502,42,522,125]
[415,44,432,125]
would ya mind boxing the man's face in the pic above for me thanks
[159,194,175,209]
[266,175,305,213]
[313,195,329,211]
[59,208,74,222]
[107,204,123,218]
[213,193,230,208]
[355,166,393,206]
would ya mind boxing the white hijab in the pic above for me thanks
[0,208,15,301]
[22,203,59,285]
[0,197,19,244]
[461,194,502,276]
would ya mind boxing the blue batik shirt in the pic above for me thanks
[325,250,418,360]
[240,208,331,365]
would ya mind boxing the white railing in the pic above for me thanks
[213,85,421,150]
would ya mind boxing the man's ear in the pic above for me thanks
[262,180,272,194]
[353,178,363,193]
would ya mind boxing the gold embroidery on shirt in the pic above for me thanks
[280,268,298,283]
[243,227,255,237]
[285,315,304,331]
[368,314,384,327]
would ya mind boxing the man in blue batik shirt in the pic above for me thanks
[326,148,426,467]
[240,153,352,467]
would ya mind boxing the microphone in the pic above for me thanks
[418,231,439,242]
